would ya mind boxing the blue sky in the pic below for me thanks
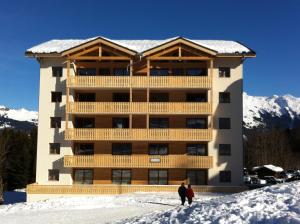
[0,0,299,110]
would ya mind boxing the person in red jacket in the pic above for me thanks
[186,184,195,205]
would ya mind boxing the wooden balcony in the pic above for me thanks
[67,102,212,115]
[67,76,212,89]
[64,155,213,169]
[27,184,247,195]
[65,128,212,141]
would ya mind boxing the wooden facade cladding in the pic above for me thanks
[65,128,213,141]
[67,102,212,115]
[67,76,212,89]
[27,184,247,194]
[64,155,213,169]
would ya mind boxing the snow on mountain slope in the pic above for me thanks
[243,92,300,129]
[0,105,37,129]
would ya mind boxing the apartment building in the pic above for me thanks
[25,36,255,201]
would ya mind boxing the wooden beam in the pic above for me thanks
[99,45,102,57]
[178,46,182,57]
[69,56,131,60]
[149,46,179,58]
[209,59,213,129]
[71,45,100,58]
[130,59,133,76]
[66,60,70,130]
[148,56,212,61]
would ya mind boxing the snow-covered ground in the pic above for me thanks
[1,182,299,224]
[124,181,300,224]
[0,192,220,224]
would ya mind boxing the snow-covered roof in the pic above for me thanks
[252,164,284,173]
[26,36,254,55]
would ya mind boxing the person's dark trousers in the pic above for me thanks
[180,196,186,205]
[188,198,192,205]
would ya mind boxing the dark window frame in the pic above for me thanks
[219,118,231,129]
[112,143,132,155]
[148,143,169,155]
[99,68,111,76]
[112,169,132,184]
[150,68,169,76]
[112,117,129,128]
[77,68,97,76]
[219,92,231,103]
[73,169,93,184]
[186,93,207,102]
[74,117,95,128]
[74,143,94,155]
[50,117,61,128]
[49,143,60,155]
[76,93,96,102]
[149,118,169,129]
[48,169,59,181]
[186,143,207,156]
[150,93,169,102]
[219,144,231,156]
[186,169,208,185]
[186,118,207,129]
[113,68,130,76]
[148,169,168,185]
[220,171,231,182]
[51,91,62,103]
[186,68,207,76]
[52,67,63,77]
[113,93,130,102]
[219,67,231,78]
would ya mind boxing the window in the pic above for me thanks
[186,68,207,76]
[186,93,207,102]
[50,117,61,128]
[99,68,110,76]
[112,170,131,184]
[186,144,207,156]
[149,118,169,128]
[113,93,129,102]
[51,92,62,103]
[52,67,63,77]
[219,144,231,156]
[74,143,94,155]
[113,68,129,76]
[49,143,60,154]
[150,93,169,102]
[172,68,184,76]
[219,67,230,77]
[113,117,129,128]
[75,117,95,128]
[74,169,93,184]
[186,118,207,129]
[112,143,132,155]
[219,92,230,103]
[220,171,231,182]
[219,118,231,129]
[149,170,168,185]
[150,68,169,76]
[48,169,59,181]
[187,170,207,185]
[149,144,168,155]
[76,93,96,102]
[77,68,97,76]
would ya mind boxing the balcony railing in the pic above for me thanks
[27,184,247,194]
[65,128,212,141]
[67,76,212,89]
[67,102,212,115]
[64,155,213,169]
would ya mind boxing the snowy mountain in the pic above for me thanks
[243,92,300,129]
[0,105,37,131]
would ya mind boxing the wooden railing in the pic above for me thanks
[27,184,247,194]
[64,155,213,169]
[67,76,212,89]
[65,128,212,141]
[67,102,212,115]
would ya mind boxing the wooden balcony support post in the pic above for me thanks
[129,59,133,129]
[146,59,150,128]
[66,59,71,129]
[209,59,214,129]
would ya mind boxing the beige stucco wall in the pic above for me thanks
[208,58,243,186]
[36,58,73,185]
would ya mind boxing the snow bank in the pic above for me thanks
[124,181,300,224]
[0,105,37,123]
